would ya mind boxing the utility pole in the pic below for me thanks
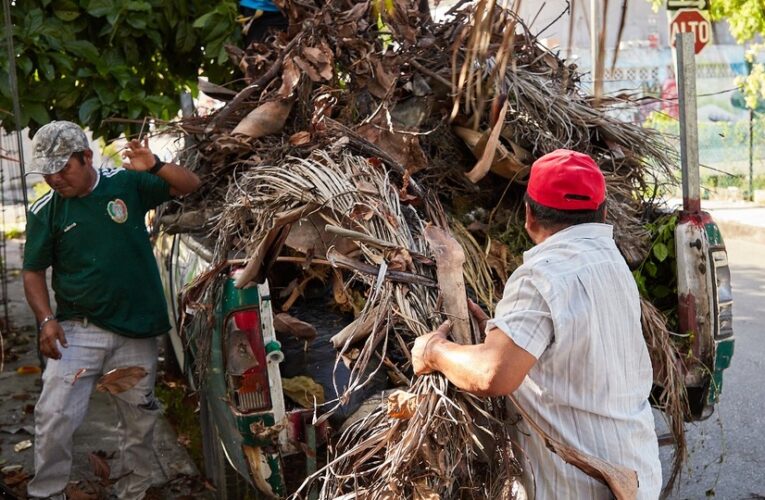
[590,0,603,99]
[676,32,700,213]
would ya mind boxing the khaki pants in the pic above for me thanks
[27,321,160,500]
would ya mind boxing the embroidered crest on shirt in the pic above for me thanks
[107,199,128,223]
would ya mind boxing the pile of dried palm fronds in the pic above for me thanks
[160,1,690,497]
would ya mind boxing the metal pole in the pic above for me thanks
[676,32,701,213]
[3,0,28,211]
[591,0,602,98]
[750,107,754,202]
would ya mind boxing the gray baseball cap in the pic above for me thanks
[27,121,90,175]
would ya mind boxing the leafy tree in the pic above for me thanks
[710,0,765,109]
[651,0,765,109]
[0,0,242,139]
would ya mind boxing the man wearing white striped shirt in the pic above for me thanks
[412,149,661,499]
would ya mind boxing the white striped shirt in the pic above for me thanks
[487,223,661,499]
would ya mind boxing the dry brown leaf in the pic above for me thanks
[349,203,376,221]
[293,55,322,82]
[88,451,110,482]
[386,248,413,272]
[273,313,318,342]
[278,58,301,98]
[232,99,294,139]
[3,469,30,487]
[369,59,396,98]
[96,366,148,395]
[289,131,312,146]
[356,123,427,173]
[16,365,41,375]
[386,390,420,420]
[413,480,440,500]
[65,482,100,500]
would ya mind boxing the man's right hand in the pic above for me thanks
[39,320,68,360]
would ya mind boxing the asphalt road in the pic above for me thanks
[661,237,765,499]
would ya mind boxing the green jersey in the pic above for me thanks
[24,168,173,338]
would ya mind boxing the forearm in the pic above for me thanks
[422,328,536,397]
[156,162,201,197]
[426,341,500,396]
[22,270,54,321]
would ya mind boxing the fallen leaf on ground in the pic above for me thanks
[65,482,101,500]
[1,464,22,474]
[16,365,41,375]
[88,451,110,482]
[3,468,29,487]
[96,367,148,395]
[13,440,32,452]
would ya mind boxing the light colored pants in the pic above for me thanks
[27,320,161,500]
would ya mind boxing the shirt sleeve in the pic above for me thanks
[486,274,554,359]
[23,210,53,271]
[135,171,172,211]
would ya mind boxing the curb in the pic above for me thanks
[715,220,765,246]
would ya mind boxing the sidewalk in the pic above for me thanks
[702,200,765,245]
[0,230,206,497]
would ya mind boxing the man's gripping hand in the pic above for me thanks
[40,320,68,360]
[411,320,451,375]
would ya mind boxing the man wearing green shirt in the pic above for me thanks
[23,121,200,500]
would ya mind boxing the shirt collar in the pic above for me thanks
[523,223,614,262]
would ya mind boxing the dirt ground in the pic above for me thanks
[0,234,211,499]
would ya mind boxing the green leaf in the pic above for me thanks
[48,52,74,73]
[109,66,132,87]
[65,40,100,63]
[53,0,81,22]
[25,101,50,126]
[126,17,148,30]
[37,54,55,81]
[79,96,101,125]
[653,242,669,262]
[192,11,216,29]
[93,81,116,105]
[645,260,658,278]
[85,0,115,18]
[17,55,33,77]
[651,285,671,299]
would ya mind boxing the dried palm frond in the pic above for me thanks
[641,298,689,495]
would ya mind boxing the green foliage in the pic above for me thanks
[0,1,242,139]
[710,0,765,43]
[32,181,51,201]
[633,214,679,329]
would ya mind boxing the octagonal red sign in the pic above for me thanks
[670,9,711,54]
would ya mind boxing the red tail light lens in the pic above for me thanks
[226,310,271,412]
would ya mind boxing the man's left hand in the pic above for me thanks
[411,320,451,375]
[122,138,156,172]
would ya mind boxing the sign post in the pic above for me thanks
[676,32,700,212]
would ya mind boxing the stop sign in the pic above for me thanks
[669,9,712,54]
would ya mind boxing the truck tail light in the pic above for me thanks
[226,310,272,412]
[711,250,733,339]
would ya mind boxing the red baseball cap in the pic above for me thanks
[526,149,606,211]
